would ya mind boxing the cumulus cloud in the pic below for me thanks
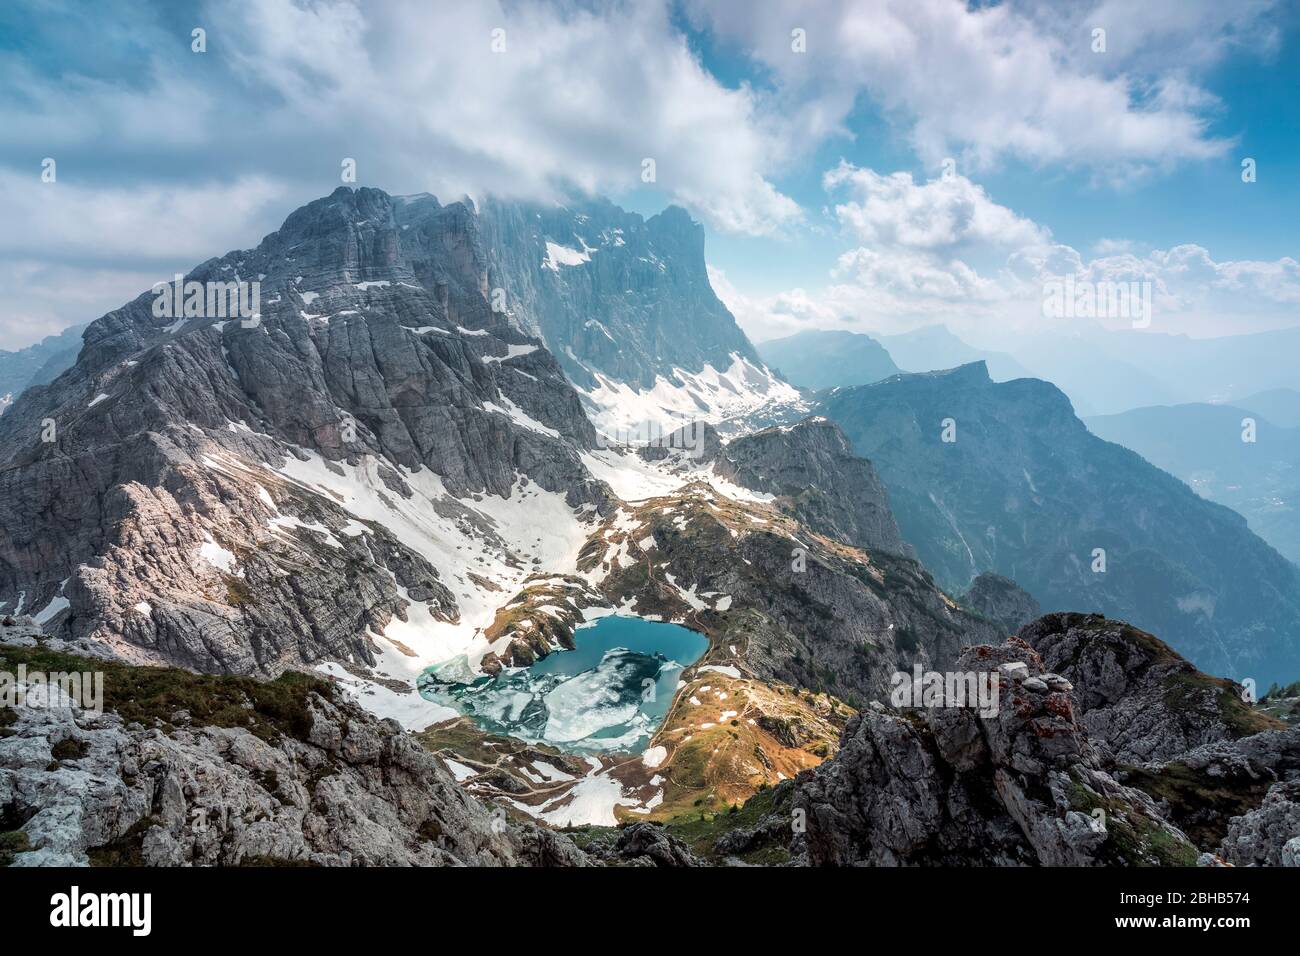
[206,0,802,235]
[688,0,1249,176]
[0,0,1287,348]
[0,0,804,347]
[0,171,284,265]
[823,163,1048,251]
[1020,0,1282,72]
[709,266,840,342]
[0,170,286,348]
[725,163,1300,340]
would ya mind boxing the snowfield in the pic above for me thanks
[581,353,805,440]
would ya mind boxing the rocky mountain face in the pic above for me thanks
[576,479,1000,709]
[472,415,994,707]
[1021,613,1279,764]
[478,198,802,437]
[0,626,585,867]
[9,608,1293,868]
[637,418,909,557]
[718,418,910,557]
[480,198,757,389]
[794,637,1198,866]
[0,185,986,846]
[4,184,1295,869]
[755,329,900,390]
[0,186,609,677]
[818,362,1300,687]
[1014,612,1300,861]
[961,572,1041,636]
[1086,402,1300,565]
[681,617,1300,867]
[1219,782,1300,866]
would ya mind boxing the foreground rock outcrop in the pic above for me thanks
[1000,614,1296,860]
[7,612,1295,867]
[794,638,1197,866]
[1021,613,1281,764]
[1219,782,1300,866]
[0,637,584,867]
[674,616,1300,867]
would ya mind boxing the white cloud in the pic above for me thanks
[1091,238,1140,256]
[0,170,285,348]
[0,1,807,347]
[824,162,1048,251]
[722,162,1300,341]
[710,265,838,342]
[0,259,161,350]
[0,0,1287,349]
[1021,0,1281,72]
[688,0,1244,177]
[214,0,800,236]
[0,171,284,263]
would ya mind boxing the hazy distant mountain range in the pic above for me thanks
[818,362,1300,686]
[0,322,87,414]
[758,325,1031,390]
[757,325,1300,422]
[1087,402,1300,565]
[756,328,900,389]
[984,326,1300,417]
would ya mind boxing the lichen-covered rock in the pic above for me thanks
[0,649,586,867]
[793,638,1198,866]
[1218,782,1300,867]
[1021,612,1279,763]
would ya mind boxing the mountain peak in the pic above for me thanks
[818,356,1300,687]
[930,360,991,383]
[478,195,760,398]
[859,359,992,393]
[646,203,698,230]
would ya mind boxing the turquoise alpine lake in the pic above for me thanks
[417,615,709,755]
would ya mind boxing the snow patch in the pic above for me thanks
[581,354,805,439]
[542,241,592,271]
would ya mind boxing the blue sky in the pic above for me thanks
[678,1,1300,333]
[1,0,1298,349]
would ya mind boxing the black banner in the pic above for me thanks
[0,864,1279,942]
